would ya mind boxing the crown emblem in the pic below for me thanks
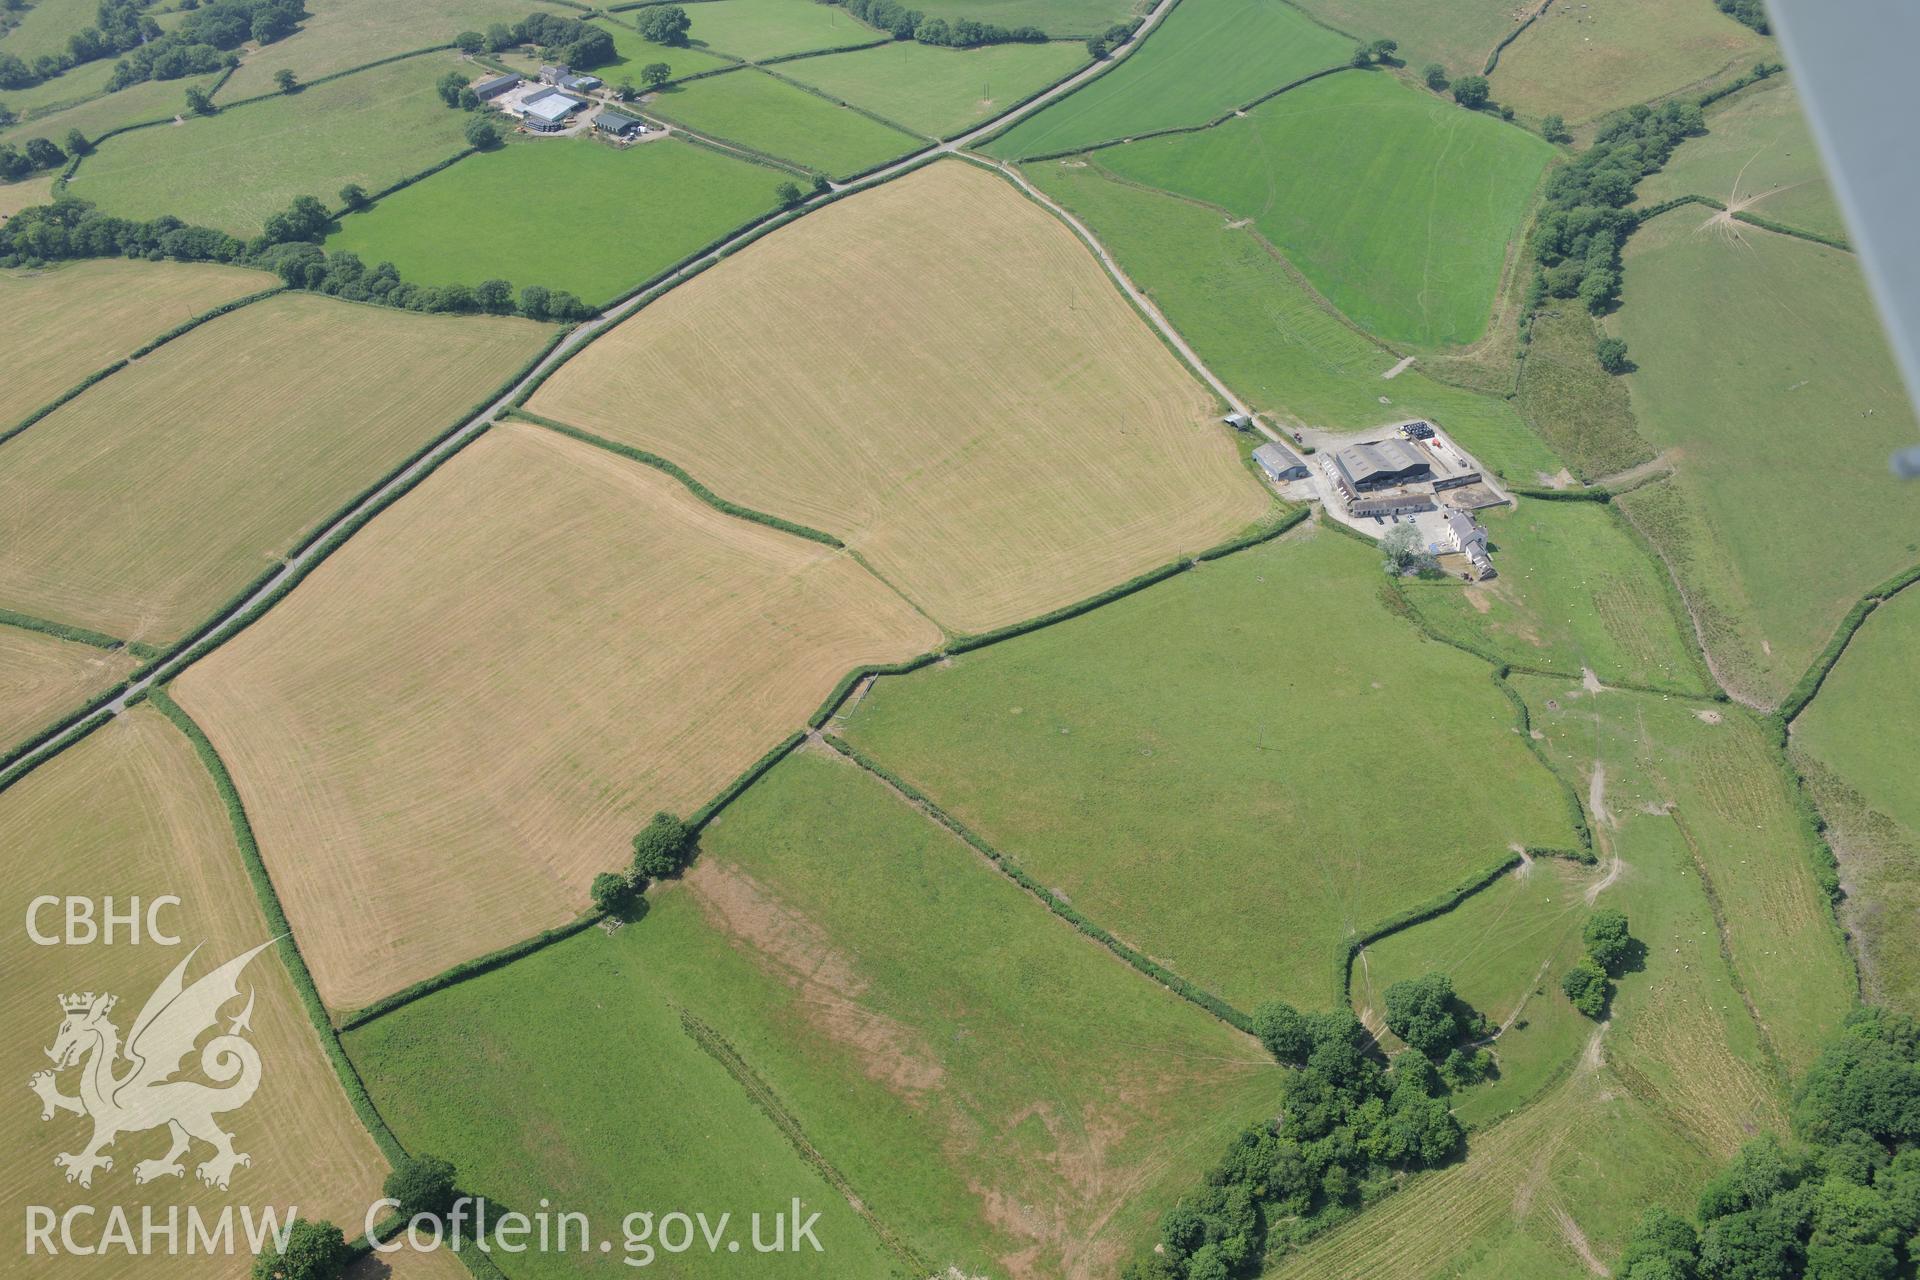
[59,992,113,1016]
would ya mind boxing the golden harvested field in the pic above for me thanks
[0,259,275,428]
[529,160,1267,634]
[0,709,390,1278]
[0,174,57,220]
[0,292,548,645]
[174,423,941,1009]
[0,625,134,753]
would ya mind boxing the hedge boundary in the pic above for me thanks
[0,607,127,651]
[510,411,847,546]
[753,62,931,143]
[337,145,479,220]
[0,706,115,797]
[147,688,407,1180]
[0,357,127,448]
[1729,209,1851,251]
[1010,62,1352,163]
[1775,560,1920,730]
[126,284,287,358]
[1334,853,1526,1008]
[0,679,130,784]
[1483,0,1553,75]
[214,43,459,111]
[134,324,572,682]
[821,732,1255,1032]
[336,913,607,1032]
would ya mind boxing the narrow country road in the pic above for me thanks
[9,0,1264,780]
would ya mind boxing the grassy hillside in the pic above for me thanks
[1089,70,1553,347]
[983,0,1352,158]
[841,530,1581,1012]
[1611,214,1920,705]
[773,38,1085,137]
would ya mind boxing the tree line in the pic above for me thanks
[0,0,304,96]
[822,0,1049,49]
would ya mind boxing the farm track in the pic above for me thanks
[0,0,1264,788]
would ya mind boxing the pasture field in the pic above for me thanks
[0,709,390,1278]
[530,161,1267,635]
[500,16,736,81]
[1281,812,1782,1278]
[1286,0,1522,85]
[173,424,939,1009]
[0,257,276,428]
[685,750,1276,1273]
[0,292,548,644]
[0,0,94,63]
[1490,0,1774,124]
[1610,213,1920,706]
[983,0,1352,159]
[0,71,221,148]
[1401,500,1710,694]
[1515,303,1653,481]
[643,68,923,173]
[0,172,55,218]
[68,54,472,234]
[348,749,1275,1279]
[324,137,783,305]
[912,0,1142,36]
[1515,675,1854,1072]
[218,0,568,99]
[1022,157,1565,481]
[1355,855,1596,1128]
[0,55,120,123]
[1793,587,1920,1010]
[772,38,1085,137]
[1088,70,1554,348]
[1637,74,1847,244]
[680,0,886,63]
[0,623,133,754]
[841,530,1580,1012]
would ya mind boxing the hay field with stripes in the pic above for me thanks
[174,423,940,1009]
[0,292,548,646]
[0,259,275,428]
[0,710,390,1277]
[0,624,133,754]
[528,160,1268,635]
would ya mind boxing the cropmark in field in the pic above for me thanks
[0,291,550,646]
[349,748,1276,1279]
[530,159,1268,635]
[1089,69,1554,348]
[841,530,1580,1012]
[173,423,941,1009]
[0,709,390,1279]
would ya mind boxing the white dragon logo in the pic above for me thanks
[28,940,273,1191]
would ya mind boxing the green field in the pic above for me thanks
[1022,156,1564,481]
[1793,587,1920,1011]
[1287,0,1519,85]
[1402,500,1710,695]
[680,0,886,62]
[349,749,1275,1277]
[0,71,223,149]
[773,38,1085,137]
[1636,74,1847,244]
[324,137,784,304]
[984,0,1352,158]
[0,55,119,125]
[218,0,570,99]
[68,55,472,234]
[502,15,738,83]
[1516,303,1654,482]
[1357,855,1597,1128]
[643,68,923,174]
[0,0,97,63]
[1516,675,1854,1073]
[1611,213,1920,705]
[1490,0,1774,125]
[913,0,1143,36]
[841,530,1579,1012]
[1085,70,1553,348]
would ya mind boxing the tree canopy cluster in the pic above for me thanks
[0,132,69,180]
[1124,1002,1465,1278]
[1620,1007,1920,1280]
[1562,907,1634,1019]
[5,0,287,92]
[1531,99,1706,315]
[0,195,597,321]
[1084,19,1141,59]
[594,812,697,916]
[248,1217,347,1280]
[825,0,1046,48]
[1383,971,1493,1086]
[629,5,690,49]
[507,10,621,67]
[1714,0,1768,34]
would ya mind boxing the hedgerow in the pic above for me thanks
[0,358,128,447]
[336,914,606,1032]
